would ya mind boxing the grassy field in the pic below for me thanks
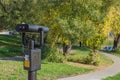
[111,51,120,57]
[0,35,93,80]
[0,35,113,80]
[0,35,21,57]
[67,46,113,66]
[103,73,120,80]
[67,46,91,62]
[0,60,92,80]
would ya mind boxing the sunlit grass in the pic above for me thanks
[103,73,120,80]
[67,46,113,66]
[0,60,92,80]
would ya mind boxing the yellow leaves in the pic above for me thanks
[64,40,70,45]
[105,4,120,35]
[103,20,112,36]
[103,1,120,36]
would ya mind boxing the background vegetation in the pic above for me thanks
[0,35,113,80]
[0,0,120,52]
[0,0,120,79]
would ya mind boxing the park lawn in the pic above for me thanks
[0,60,92,80]
[0,35,113,66]
[67,46,91,62]
[0,35,21,57]
[103,73,120,80]
[67,46,113,66]
[111,51,120,57]
[0,35,93,80]
[0,35,113,80]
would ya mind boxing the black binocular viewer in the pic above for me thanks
[15,23,49,80]
[15,24,49,33]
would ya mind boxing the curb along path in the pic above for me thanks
[58,52,120,80]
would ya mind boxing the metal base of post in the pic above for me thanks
[28,71,36,80]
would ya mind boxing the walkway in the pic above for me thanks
[0,56,23,61]
[58,52,120,80]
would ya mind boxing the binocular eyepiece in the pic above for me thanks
[16,24,49,33]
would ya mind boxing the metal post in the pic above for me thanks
[28,40,37,80]
[28,71,36,80]
[22,33,26,46]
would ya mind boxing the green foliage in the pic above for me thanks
[81,53,100,66]
[0,0,115,49]
[1,0,119,59]
[86,34,106,50]
[42,46,66,63]
[67,47,90,63]
[106,1,120,35]
[66,46,113,66]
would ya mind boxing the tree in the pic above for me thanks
[0,0,44,30]
[104,0,120,49]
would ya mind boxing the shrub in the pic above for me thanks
[42,46,66,63]
[67,54,82,63]
[81,53,100,66]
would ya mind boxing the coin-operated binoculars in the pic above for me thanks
[15,23,49,80]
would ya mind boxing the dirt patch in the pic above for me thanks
[65,62,111,71]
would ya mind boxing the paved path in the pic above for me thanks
[58,52,120,80]
[0,56,23,61]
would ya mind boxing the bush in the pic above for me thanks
[81,53,100,66]
[67,54,82,63]
[42,46,66,63]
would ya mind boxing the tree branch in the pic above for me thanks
[0,1,8,13]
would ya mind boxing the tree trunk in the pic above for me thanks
[113,34,120,49]
[63,42,72,56]
[63,43,67,56]
[79,41,82,47]
[92,46,97,56]
[67,42,72,53]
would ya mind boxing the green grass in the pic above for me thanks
[67,46,91,62]
[103,73,120,80]
[0,35,113,80]
[67,46,113,66]
[0,35,21,57]
[0,60,92,80]
[99,53,113,66]
[111,51,120,57]
[0,35,93,80]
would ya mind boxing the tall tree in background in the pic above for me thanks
[0,0,115,54]
[104,0,120,49]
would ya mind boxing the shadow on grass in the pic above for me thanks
[0,35,21,44]
[0,35,22,57]
[0,45,21,57]
[72,46,89,51]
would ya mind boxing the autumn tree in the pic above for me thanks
[104,0,120,49]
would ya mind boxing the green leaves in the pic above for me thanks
[0,0,116,49]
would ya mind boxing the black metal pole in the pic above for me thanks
[28,40,37,80]
[22,33,26,46]
[28,71,36,80]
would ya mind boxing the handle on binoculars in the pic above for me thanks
[40,31,44,47]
